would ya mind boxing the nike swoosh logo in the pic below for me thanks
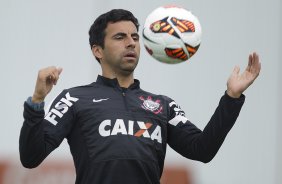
[93,98,109,103]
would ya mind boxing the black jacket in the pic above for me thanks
[20,75,245,184]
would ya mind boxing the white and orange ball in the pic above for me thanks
[143,5,202,64]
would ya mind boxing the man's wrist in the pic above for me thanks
[26,96,45,111]
[32,93,45,103]
[226,89,241,98]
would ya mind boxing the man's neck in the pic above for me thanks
[102,72,134,88]
[117,75,134,88]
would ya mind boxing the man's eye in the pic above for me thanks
[132,36,139,41]
[115,36,123,39]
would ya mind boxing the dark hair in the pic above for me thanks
[89,9,139,62]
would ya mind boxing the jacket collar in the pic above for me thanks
[96,75,140,89]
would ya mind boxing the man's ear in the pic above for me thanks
[92,45,103,60]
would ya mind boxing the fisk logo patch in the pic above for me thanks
[45,92,79,125]
[99,119,162,143]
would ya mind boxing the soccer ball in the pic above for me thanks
[143,5,202,64]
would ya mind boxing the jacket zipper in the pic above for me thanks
[121,88,129,111]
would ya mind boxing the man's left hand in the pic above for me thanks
[227,52,261,98]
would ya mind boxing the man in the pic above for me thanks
[19,9,261,184]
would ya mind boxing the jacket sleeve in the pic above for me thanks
[167,92,245,163]
[19,90,78,168]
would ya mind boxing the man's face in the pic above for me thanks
[99,21,140,75]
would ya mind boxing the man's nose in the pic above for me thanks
[126,37,136,48]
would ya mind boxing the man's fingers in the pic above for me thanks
[247,54,252,71]
[249,52,261,77]
[253,53,261,74]
[49,67,63,85]
[57,67,63,75]
[41,66,63,85]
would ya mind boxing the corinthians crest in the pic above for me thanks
[139,96,162,114]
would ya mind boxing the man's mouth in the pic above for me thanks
[124,51,137,59]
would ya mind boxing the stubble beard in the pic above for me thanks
[119,59,138,76]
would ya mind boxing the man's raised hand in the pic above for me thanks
[32,66,63,103]
[227,52,261,98]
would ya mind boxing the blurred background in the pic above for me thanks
[0,0,281,183]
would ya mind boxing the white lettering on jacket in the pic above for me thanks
[45,92,79,125]
[168,101,188,126]
[99,119,162,143]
